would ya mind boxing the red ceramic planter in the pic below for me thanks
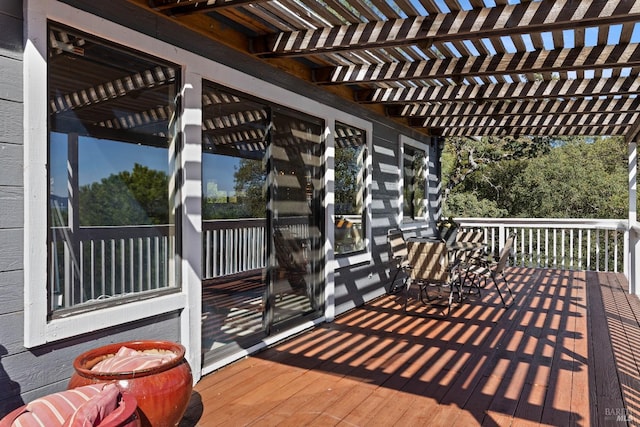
[68,340,192,427]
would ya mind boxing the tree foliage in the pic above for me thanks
[444,136,628,219]
[442,135,552,211]
[233,158,266,218]
[335,145,364,215]
[509,137,627,218]
[79,163,169,226]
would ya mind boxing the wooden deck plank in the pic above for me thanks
[182,268,640,427]
[585,271,627,426]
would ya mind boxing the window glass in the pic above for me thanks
[201,83,270,353]
[403,145,426,220]
[335,122,366,255]
[48,24,180,315]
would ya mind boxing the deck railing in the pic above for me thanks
[202,218,267,278]
[50,225,175,310]
[51,218,630,310]
[454,218,628,274]
[202,217,310,279]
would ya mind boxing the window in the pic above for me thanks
[402,140,428,221]
[334,122,367,255]
[47,24,181,316]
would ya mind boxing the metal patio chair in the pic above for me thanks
[406,239,462,316]
[387,228,411,294]
[464,233,516,308]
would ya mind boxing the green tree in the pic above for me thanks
[444,191,508,218]
[335,145,364,215]
[442,135,552,214]
[233,158,266,218]
[510,136,627,218]
[79,163,169,226]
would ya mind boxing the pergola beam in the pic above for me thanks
[387,97,640,119]
[149,0,262,15]
[441,124,629,137]
[313,44,640,85]
[625,111,640,143]
[360,76,640,104]
[411,111,640,130]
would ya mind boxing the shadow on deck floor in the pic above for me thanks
[181,268,640,426]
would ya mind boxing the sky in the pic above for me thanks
[50,132,238,198]
[51,133,169,197]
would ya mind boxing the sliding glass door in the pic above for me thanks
[201,82,324,363]
[269,109,325,331]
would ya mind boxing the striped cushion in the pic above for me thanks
[8,384,116,427]
[91,346,177,373]
[62,384,119,427]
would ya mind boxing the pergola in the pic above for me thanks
[135,0,640,293]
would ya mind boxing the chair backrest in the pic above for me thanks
[456,227,484,244]
[495,234,515,274]
[274,228,307,272]
[437,217,459,245]
[387,228,408,260]
[455,227,484,262]
[408,240,448,282]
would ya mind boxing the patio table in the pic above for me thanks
[405,238,487,312]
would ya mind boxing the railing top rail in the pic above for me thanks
[455,217,629,231]
[52,224,172,240]
[203,218,266,231]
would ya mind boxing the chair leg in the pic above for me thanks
[389,268,401,294]
[462,270,481,299]
[491,273,514,308]
[501,272,514,304]
[403,278,411,313]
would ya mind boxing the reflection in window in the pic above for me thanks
[48,23,180,315]
[201,82,270,355]
[403,145,426,220]
[335,122,366,255]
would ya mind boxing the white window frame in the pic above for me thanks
[24,1,189,348]
[332,120,373,269]
[399,135,429,225]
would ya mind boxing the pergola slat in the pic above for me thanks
[411,111,640,130]
[386,97,640,119]
[441,125,629,137]
[313,44,640,84]
[360,76,640,104]
[251,0,640,57]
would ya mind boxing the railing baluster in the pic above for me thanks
[561,229,565,269]
[536,228,541,267]
[544,229,549,268]
[605,230,609,272]
[553,229,557,268]
[79,240,85,303]
[587,230,592,271]
[578,230,583,270]
[614,231,619,273]
[90,241,95,300]
[110,239,116,297]
[570,228,575,270]
[596,229,601,271]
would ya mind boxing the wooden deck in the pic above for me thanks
[181,268,640,426]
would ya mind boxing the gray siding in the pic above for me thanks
[0,1,26,416]
[0,3,182,417]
